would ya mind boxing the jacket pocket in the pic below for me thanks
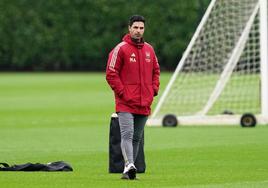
[142,85,154,107]
[122,84,140,105]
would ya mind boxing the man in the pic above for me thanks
[106,15,160,180]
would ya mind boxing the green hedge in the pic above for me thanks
[0,0,210,71]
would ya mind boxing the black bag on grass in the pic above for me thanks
[0,161,73,171]
[109,113,146,173]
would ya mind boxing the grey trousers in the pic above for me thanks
[118,112,148,165]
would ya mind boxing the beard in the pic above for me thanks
[131,33,142,39]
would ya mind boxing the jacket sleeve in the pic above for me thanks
[152,51,160,96]
[106,47,124,97]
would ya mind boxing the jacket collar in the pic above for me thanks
[122,34,144,49]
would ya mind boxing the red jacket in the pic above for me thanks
[106,34,160,115]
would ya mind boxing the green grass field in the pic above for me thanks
[0,73,268,188]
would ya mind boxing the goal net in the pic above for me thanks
[148,0,268,126]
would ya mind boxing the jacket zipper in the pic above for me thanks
[138,49,142,106]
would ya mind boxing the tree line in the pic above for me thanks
[0,0,210,71]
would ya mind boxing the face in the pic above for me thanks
[129,21,145,40]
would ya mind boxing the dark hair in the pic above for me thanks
[128,15,145,26]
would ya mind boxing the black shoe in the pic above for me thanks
[121,172,139,180]
[127,166,137,180]
[121,173,129,180]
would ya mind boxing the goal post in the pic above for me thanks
[260,0,268,117]
[148,0,268,127]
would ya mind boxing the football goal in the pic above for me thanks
[148,0,268,127]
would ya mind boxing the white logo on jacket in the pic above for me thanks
[130,53,136,62]
[145,52,151,62]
